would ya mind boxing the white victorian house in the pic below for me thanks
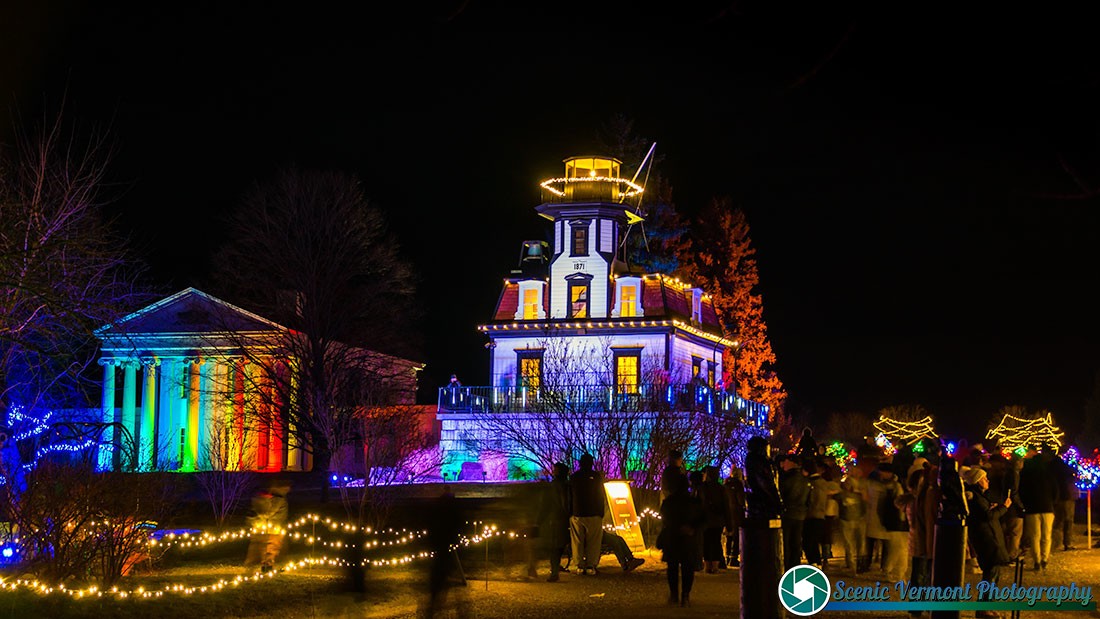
[437,155,768,483]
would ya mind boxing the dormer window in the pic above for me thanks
[570,221,589,256]
[514,281,546,321]
[691,288,703,324]
[612,276,643,318]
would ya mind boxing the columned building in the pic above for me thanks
[95,288,307,472]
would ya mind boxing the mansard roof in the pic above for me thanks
[488,274,724,334]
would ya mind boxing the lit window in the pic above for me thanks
[569,283,588,319]
[523,288,539,320]
[616,354,639,394]
[692,357,702,380]
[518,352,543,390]
[620,284,636,317]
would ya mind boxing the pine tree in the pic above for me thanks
[684,197,787,422]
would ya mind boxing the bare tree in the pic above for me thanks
[467,334,757,489]
[825,410,874,446]
[331,403,442,528]
[5,458,179,588]
[0,104,149,419]
[194,412,258,529]
[206,167,423,499]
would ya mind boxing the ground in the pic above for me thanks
[2,481,1099,619]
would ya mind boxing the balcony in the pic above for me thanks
[437,383,769,427]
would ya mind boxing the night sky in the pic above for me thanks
[3,2,1099,440]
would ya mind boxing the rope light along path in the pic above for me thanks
[0,511,667,600]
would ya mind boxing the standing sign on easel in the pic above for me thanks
[604,480,646,553]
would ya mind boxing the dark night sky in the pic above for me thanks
[3,2,1099,440]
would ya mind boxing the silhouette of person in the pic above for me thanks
[423,485,470,618]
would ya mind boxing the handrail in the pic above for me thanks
[438,383,768,427]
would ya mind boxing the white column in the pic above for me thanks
[98,359,117,471]
[139,358,158,471]
[121,361,138,470]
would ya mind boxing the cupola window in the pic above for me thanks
[570,222,589,256]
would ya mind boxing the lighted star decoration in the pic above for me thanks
[873,415,937,443]
[985,412,1064,452]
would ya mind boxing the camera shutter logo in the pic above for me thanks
[778,564,830,616]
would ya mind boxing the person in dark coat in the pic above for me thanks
[661,449,688,502]
[963,466,1010,618]
[745,436,782,520]
[1017,448,1058,570]
[699,465,730,573]
[779,456,811,570]
[796,427,818,459]
[539,462,572,581]
[658,470,705,607]
[424,486,470,618]
[724,469,746,567]
[570,453,606,575]
[1050,451,1079,551]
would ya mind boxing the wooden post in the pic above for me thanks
[1088,489,1092,550]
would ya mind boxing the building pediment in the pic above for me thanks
[96,288,285,338]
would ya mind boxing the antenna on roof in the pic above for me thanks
[618,142,657,265]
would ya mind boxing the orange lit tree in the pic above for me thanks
[683,197,787,424]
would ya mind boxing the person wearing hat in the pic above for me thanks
[963,466,1010,618]
[907,457,929,481]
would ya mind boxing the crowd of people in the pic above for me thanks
[772,427,1082,619]
[524,449,746,608]
[445,429,1083,618]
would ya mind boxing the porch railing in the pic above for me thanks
[438,384,768,427]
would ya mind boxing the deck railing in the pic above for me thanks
[438,383,768,427]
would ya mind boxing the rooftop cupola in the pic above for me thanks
[539,155,644,204]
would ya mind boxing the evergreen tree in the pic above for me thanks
[684,197,787,422]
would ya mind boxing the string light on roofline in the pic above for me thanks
[539,176,644,197]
